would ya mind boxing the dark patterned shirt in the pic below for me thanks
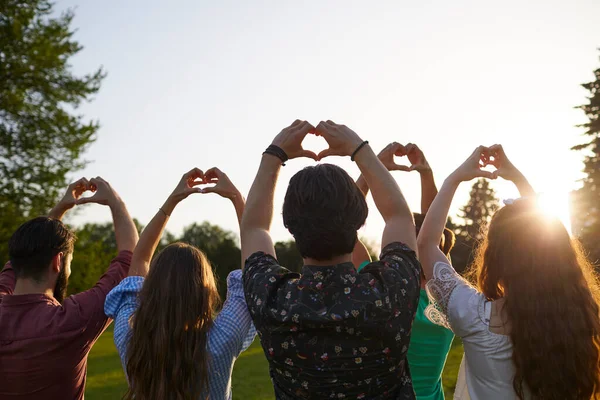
[243,242,421,400]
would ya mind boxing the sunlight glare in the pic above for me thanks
[537,191,572,235]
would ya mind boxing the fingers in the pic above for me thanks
[478,170,496,179]
[205,167,224,180]
[317,148,339,161]
[76,194,97,205]
[389,142,406,156]
[184,167,204,180]
[315,121,332,136]
[299,150,319,161]
[295,121,316,136]
[391,164,411,172]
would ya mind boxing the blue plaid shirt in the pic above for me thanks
[105,269,256,399]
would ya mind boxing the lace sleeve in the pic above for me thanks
[424,262,468,330]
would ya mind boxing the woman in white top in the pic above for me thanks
[417,144,600,400]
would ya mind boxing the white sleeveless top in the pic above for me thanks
[425,262,529,400]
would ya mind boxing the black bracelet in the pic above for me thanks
[351,141,369,161]
[263,144,289,166]
[159,207,170,217]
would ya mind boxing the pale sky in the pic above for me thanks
[59,0,600,247]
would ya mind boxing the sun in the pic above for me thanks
[536,191,572,234]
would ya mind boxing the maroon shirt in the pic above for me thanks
[0,251,132,400]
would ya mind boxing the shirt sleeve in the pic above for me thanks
[209,270,257,358]
[0,262,16,300]
[360,242,422,287]
[243,252,297,326]
[65,251,132,341]
[104,275,144,372]
[425,261,485,337]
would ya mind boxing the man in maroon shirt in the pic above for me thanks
[0,177,139,400]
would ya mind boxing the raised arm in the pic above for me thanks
[127,168,205,277]
[316,122,417,252]
[418,146,495,279]
[240,120,318,262]
[405,143,438,214]
[78,177,138,253]
[489,144,535,197]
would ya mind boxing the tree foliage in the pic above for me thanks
[450,179,499,273]
[572,53,600,263]
[0,0,105,260]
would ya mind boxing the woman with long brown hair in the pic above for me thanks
[418,145,600,400]
[105,167,255,400]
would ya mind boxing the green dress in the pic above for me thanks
[407,289,454,400]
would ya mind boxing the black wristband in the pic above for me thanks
[263,144,289,165]
[351,141,369,161]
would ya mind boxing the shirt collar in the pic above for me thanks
[301,262,357,278]
[1,293,60,307]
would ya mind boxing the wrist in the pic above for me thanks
[419,168,434,178]
[162,197,178,215]
[445,172,463,187]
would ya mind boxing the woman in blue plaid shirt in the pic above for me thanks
[104,167,256,400]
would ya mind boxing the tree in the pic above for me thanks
[451,179,499,273]
[179,222,242,297]
[67,219,143,295]
[572,53,600,263]
[0,0,105,260]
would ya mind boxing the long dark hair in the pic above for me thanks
[469,200,600,399]
[124,243,221,400]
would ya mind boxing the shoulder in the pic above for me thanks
[104,276,144,318]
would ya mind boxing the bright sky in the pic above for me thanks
[60,0,600,247]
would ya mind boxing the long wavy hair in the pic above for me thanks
[468,199,600,400]
[124,243,221,400]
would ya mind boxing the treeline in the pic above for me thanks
[66,179,498,297]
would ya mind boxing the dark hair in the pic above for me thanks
[468,200,600,400]
[414,213,455,256]
[283,164,368,260]
[8,217,76,282]
[125,242,221,400]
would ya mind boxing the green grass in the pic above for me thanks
[86,327,463,399]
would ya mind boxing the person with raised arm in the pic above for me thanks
[418,145,600,400]
[104,167,255,400]
[241,120,421,399]
[354,142,456,400]
[0,177,138,400]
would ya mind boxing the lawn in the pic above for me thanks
[86,327,463,399]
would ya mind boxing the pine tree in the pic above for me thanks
[0,0,105,260]
[451,179,499,272]
[572,52,600,263]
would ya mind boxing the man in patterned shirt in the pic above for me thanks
[241,120,422,399]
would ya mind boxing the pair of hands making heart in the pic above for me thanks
[452,144,520,183]
[271,120,432,174]
[167,167,240,207]
[271,120,364,161]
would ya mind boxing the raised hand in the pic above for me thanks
[488,144,519,181]
[377,142,411,171]
[449,146,496,183]
[48,178,93,219]
[201,167,242,201]
[406,143,432,173]
[315,120,364,160]
[168,168,205,204]
[76,177,121,207]
[271,120,318,161]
